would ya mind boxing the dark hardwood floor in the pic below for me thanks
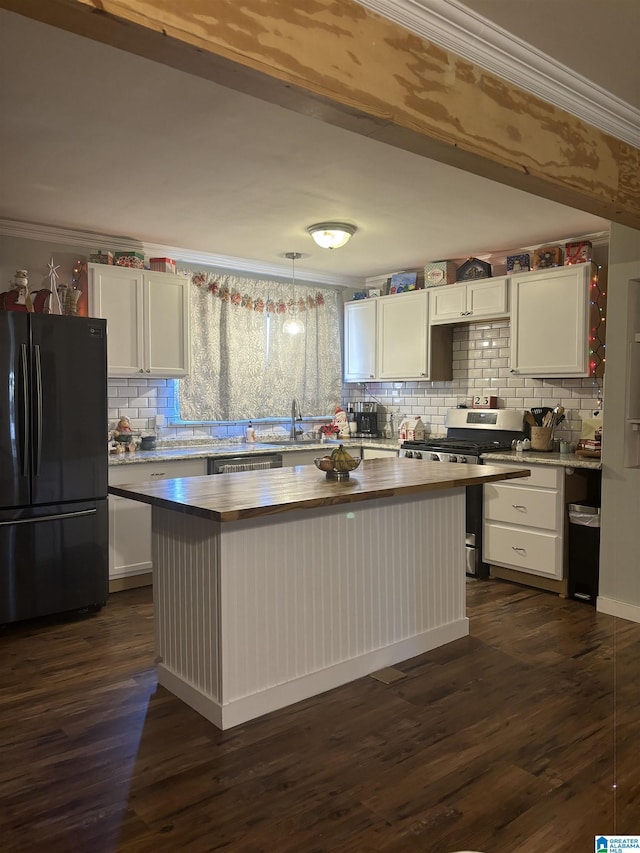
[1,579,638,853]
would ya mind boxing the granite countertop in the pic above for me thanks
[108,458,529,522]
[481,449,602,470]
[108,437,401,465]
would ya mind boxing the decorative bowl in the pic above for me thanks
[314,455,361,480]
[114,432,136,444]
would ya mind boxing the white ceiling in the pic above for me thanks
[0,4,637,285]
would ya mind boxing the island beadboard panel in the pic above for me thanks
[152,491,467,729]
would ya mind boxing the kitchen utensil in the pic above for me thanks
[140,435,157,450]
[524,411,537,428]
[531,406,552,426]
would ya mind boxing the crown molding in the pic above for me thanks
[356,0,640,147]
[0,218,362,289]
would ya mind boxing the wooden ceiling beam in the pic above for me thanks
[4,0,639,229]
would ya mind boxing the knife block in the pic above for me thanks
[531,426,552,451]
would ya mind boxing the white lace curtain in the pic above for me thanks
[178,273,343,421]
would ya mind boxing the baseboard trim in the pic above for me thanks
[596,596,640,624]
[490,565,568,597]
[109,573,152,593]
[157,618,469,730]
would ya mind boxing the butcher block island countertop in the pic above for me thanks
[112,458,528,730]
[108,457,529,522]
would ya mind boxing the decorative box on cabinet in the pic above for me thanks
[108,459,207,587]
[484,461,589,594]
[89,263,191,378]
[509,263,603,377]
[429,277,509,325]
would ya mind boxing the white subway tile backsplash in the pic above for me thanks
[107,317,605,443]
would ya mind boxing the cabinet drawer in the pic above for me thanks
[486,461,560,489]
[109,459,206,485]
[484,522,562,579]
[484,483,560,530]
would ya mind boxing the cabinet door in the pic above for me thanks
[344,299,377,381]
[377,290,429,379]
[429,283,468,323]
[467,278,508,320]
[143,273,191,377]
[281,449,323,467]
[108,459,206,579]
[510,264,592,376]
[89,265,144,376]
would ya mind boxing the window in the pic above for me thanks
[178,273,343,420]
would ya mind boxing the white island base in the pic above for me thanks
[151,488,468,730]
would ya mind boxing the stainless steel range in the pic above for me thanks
[400,409,525,577]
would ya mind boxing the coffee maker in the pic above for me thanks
[351,402,379,437]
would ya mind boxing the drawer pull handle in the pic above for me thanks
[512,504,527,510]
[512,546,526,553]
[150,472,166,477]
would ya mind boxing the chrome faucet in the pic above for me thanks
[290,398,303,440]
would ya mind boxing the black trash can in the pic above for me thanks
[567,503,601,605]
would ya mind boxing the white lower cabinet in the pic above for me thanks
[108,459,207,583]
[483,462,588,585]
[281,449,325,467]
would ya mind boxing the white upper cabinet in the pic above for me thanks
[377,290,429,380]
[344,298,377,382]
[429,277,509,324]
[510,263,596,377]
[89,264,191,378]
[344,291,452,382]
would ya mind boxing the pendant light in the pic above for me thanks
[282,252,304,336]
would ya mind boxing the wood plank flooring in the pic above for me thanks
[1,579,638,853]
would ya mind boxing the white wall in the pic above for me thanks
[597,223,640,622]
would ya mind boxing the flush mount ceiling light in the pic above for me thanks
[306,221,357,250]
[282,251,304,336]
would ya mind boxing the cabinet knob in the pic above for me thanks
[512,504,527,511]
[146,369,151,373]
[139,368,144,373]
[512,546,526,553]
[510,369,517,373]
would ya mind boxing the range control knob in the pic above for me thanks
[431,453,440,461]
[405,450,413,458]
[449,455,457,463]
[414,451,423,459]
[458,455,468,463]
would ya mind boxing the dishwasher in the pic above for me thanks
[207,453,283,474]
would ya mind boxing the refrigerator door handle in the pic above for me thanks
[20,343,30,477]
[0,508,97,527]
[33,343,43,476]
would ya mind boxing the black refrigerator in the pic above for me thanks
[0,312,109,624]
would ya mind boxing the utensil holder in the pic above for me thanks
[531,426,552,451]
